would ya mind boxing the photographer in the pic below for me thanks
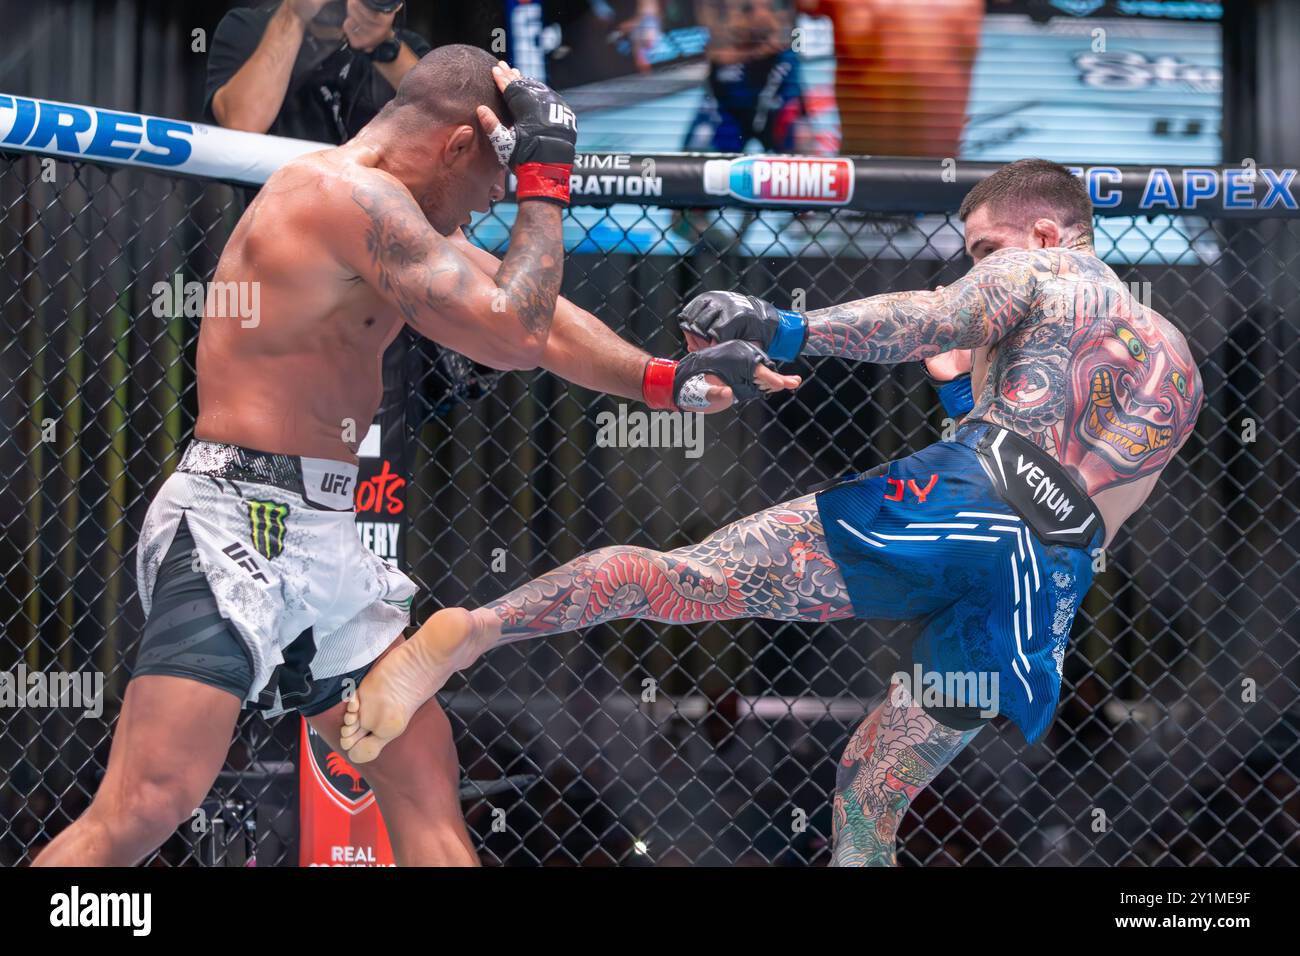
[206,0,430,142]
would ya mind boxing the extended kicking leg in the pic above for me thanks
[340,494,853,761]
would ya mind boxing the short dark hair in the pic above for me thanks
[379,44,508,132]
[958,158,1093,243]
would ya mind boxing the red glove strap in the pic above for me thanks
[642,358,678,410]
[515,162,572,204]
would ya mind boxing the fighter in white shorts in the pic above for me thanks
[34,46,795,867]
[133,443,416,717]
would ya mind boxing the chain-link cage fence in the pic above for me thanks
[2,150,1297,866]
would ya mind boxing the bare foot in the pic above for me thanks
[339,607,482,763]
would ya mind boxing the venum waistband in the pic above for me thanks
[178,440,358,512]
[968,425,1105,549]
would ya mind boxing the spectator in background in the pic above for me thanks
[206,0,430,143]
[798,0,982,158]
[636,0,806,154]
[633,0,806,244]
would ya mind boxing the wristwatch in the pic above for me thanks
[367,34,401,63]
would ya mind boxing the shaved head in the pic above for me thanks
[360,45,514,239]
[378,44,509,132]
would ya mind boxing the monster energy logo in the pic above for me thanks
[247,500,289,560]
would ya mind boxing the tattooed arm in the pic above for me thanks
[337,168,563,370]
[449,229,800,409]
[448,230,650,399]
[679,248,1052,364]
[801,248,1052,363]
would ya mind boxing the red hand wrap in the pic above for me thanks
[642,358,678,410]
[515,162,572,205]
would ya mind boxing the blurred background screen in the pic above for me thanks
[506,0,1222,164]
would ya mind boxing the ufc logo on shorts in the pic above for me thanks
[222,542,269,583]
[549,103,576,129]
[320,472,352,496]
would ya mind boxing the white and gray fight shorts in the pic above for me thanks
[133,440,416,717]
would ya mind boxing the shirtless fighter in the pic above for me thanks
[338,159,1203,866]
[34,45,795,867]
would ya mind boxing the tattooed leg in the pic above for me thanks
[831,682,981,867]
[340,495,853,761]
[487,493,853,640]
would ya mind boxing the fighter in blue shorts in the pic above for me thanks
[340,160,1204,866]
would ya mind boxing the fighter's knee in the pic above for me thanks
[94,770,209,838]
[364,702,457,791]
[366,758,456,810]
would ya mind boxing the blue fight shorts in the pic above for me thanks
[815,422,1104,744]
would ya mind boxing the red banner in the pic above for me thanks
[298,720,395,866]
[298,337,409,866]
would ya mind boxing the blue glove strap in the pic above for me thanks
[768,309,807,362]
[934,373,974,417]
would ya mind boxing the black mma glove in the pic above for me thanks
[492,77,577,205]
[642,340,775,410]
[678,291,808,362]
